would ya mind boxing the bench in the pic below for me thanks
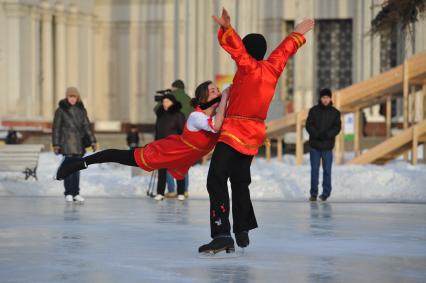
[0,144,45,180]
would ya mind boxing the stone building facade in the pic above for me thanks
[0,0,425,125]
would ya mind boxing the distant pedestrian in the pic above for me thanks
[52,87,97,203]
[306,88,341,202]
[126,125,140,149]
[5,128,19,144]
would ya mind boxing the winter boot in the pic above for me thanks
[74,195,85,203]
[154,194,164,201]
[65,195,74,202]
[177,195,185,201]
[198,236,235,254]
[56,156,87,180]
[235,231,249,248]
[309,195,317,202]
[319,195,328,201]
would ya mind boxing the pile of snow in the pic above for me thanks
[0,152,426,202]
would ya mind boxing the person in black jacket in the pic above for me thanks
[305,88,341,202]
[154,94,186,200]
[5,128,19,144]
[52,87,96,203]
[126,125,140,149]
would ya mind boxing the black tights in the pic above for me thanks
[84,149,138,167]
[84,149,185,195]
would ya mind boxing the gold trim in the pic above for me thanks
[221,27,234,45]
[290,34,302,47]
[140,148,155,170]
[292,33,305,47]
[180,136,207,152]
[170,168,185,177]
[226,115,264,122]
[221,131,261,149]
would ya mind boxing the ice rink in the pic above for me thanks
[0,196,425,283]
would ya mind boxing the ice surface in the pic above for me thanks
[1,152,426,202]
[0,197,425,283]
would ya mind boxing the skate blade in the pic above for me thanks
[198,248,243,259]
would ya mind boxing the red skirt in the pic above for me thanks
[134,135,212,180]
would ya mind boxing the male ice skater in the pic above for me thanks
[198,8,314,254]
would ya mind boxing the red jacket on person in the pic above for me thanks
[217,27,306,155]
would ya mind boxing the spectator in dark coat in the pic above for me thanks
[305,88,341,202]
[52,87,96,203]
[154,94,185,200]
[126,125,140,149]
[5,128,19,144]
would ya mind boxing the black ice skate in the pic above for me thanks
[309,196,317,202]
[198,236,235,255]
[56,156,87,180]
[235,231,249,248]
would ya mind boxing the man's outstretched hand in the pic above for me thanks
[294,19,315,34]
[213,7,231,29]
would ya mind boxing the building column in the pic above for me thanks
[40,0,54,118]
[4,3,26,116]
[293,0,315,113]
[55,1,67,104]
[129,21,139,123]
[67,3,79,87]
[29,6,41,117]
[85,15,95,117]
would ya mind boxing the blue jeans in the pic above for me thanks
[309,148,333,197]
[63,154,81,196]
[166,172,189,193]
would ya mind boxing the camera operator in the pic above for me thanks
[154,80,192,119]
[154,80,192,197]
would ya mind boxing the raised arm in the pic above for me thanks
[212,86,230,132]
[213,8,257,72]
[267,19,314,74]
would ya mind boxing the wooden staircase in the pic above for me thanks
[349,119,426,165]
[265,51,426,165]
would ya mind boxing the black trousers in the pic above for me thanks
[64,154,81,196]
[207,142,258,238]
[156,168,185,196]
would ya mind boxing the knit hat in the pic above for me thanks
[171,79,185,90]
[66,86,80,97]
[319,88,332,98]
[242,33,267,61]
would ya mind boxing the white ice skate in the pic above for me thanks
[65,195,74,202]
[74,195,85,203]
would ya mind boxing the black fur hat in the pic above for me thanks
[319,88,332,98]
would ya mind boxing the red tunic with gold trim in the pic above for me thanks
[134,107,219,180]
[217,27,306,155]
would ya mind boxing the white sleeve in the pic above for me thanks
[186,112,217,133]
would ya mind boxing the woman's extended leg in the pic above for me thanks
[56,149,138,180]
[84,149,137,166]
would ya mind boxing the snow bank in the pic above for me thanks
[0,152,425,202]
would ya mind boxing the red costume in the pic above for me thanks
[218,27,306,155]
[134,108,219,180]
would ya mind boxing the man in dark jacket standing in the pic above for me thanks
[305,88,341,202]
[52,87,97,203]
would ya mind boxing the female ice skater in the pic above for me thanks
[55,81,229,201]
